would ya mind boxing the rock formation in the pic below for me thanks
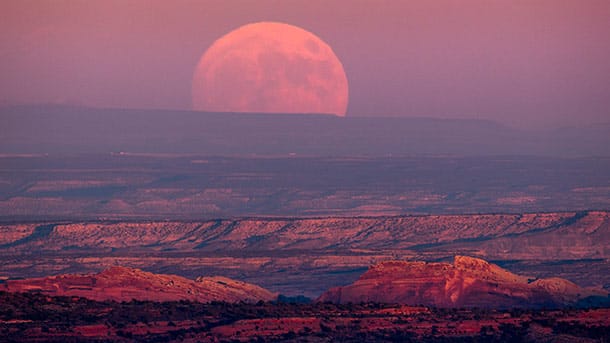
[2,266,277,303]
[317,256,607,308]
[1,211,609,299]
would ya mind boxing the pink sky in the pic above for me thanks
[1,0,609,128]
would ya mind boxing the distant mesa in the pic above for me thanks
[317,256,608,308]
[3,105,610,156]
[2,266,277,303]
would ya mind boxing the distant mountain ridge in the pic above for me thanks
[2,105,609,156]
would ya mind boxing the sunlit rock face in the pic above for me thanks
[2,266,277,303]
[1,211,609,299]
[317,256,607,308]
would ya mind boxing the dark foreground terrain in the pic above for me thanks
[1,292,609,342]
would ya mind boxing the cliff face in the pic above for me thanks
[1,211,609,298]
[317,256,607,308]
[2,266,277,303]
[2,211,608,259]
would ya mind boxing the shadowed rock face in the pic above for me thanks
[2,266,277,303]
[317,256,607,308]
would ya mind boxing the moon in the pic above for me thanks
[192,22,349,116]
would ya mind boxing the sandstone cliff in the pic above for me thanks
[2,266,277,303]
[2,211,608,260]
[317,256,607,308]
[1,211,608,298]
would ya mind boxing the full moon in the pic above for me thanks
[192,22,349,116]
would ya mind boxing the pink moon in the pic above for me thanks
[192,22,349,116]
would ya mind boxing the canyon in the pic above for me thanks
[1,211,608,298]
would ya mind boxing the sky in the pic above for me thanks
[1,0,610,128]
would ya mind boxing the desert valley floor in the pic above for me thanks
[1,154,609,341]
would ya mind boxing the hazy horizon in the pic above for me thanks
[3,105,610,157]
[5,102,610,130]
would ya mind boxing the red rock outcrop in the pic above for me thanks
[2,266,277,303]
[317,256,607,308]
[1,211,609,299]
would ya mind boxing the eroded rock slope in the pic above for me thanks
[2,266,277,303]
[318,256,608,308]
